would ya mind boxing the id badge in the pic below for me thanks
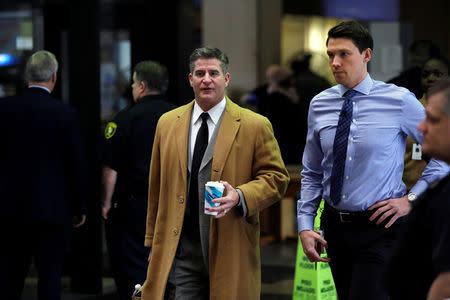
[412,143,422,160]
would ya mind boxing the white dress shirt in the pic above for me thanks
[189,97,226,166]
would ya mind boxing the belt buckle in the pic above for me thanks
[339,212,351,223]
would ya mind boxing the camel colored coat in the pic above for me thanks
[141,98,289,300]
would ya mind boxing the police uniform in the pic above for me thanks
[103,94,176,300]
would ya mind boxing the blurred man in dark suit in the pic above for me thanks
[0,50,87,300]
[388,78,450,300]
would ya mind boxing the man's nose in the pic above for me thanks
[331,56,341,67]
[203,73,212,83]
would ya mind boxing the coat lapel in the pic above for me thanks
[175,101,194,184]
[211,98,240,181]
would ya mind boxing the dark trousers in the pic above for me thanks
[321,207,402,300]
[105,201,149,300]
[0,221,68,300]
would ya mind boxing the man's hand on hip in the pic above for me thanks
[368,195,412,228]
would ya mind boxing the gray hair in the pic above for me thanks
[428,78,450,115]
[189,47,229,75]
[25,50,58,83]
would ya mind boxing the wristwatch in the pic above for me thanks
[407,192,418,203]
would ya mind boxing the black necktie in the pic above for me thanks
[188,112,209,233]
[330,90,357,205]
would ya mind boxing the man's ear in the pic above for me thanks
[189,73,194,87]
[224,73,230,87]
[140,80,147,95]
[363,48,372,63]
[51,72,57,84]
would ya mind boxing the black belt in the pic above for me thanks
[324,202,374,225]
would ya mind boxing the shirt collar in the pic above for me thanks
[192,97,226,125]
[29,85,51,94]
[338,73,373,97]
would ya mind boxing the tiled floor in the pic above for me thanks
[22,239,299,300]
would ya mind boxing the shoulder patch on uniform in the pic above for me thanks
[105,122,117,139]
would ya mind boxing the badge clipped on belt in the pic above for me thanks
[412,143,422,160]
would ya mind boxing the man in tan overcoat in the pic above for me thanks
[140,47,289,300]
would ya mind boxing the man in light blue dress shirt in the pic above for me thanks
[297,20,449,300]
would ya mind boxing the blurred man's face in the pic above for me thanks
[421,59,449,92]
[327,38,372,89]
[189,58,230,111]
[131,72,144,102]
[417,92,450,163]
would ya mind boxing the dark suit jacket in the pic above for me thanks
[0,87,87,225]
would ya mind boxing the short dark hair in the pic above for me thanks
[326,20,373,53]
[133,60,169,94]
[428,78,450,116]
[189,47,230,74]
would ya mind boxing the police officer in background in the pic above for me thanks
[101,60,176,300]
